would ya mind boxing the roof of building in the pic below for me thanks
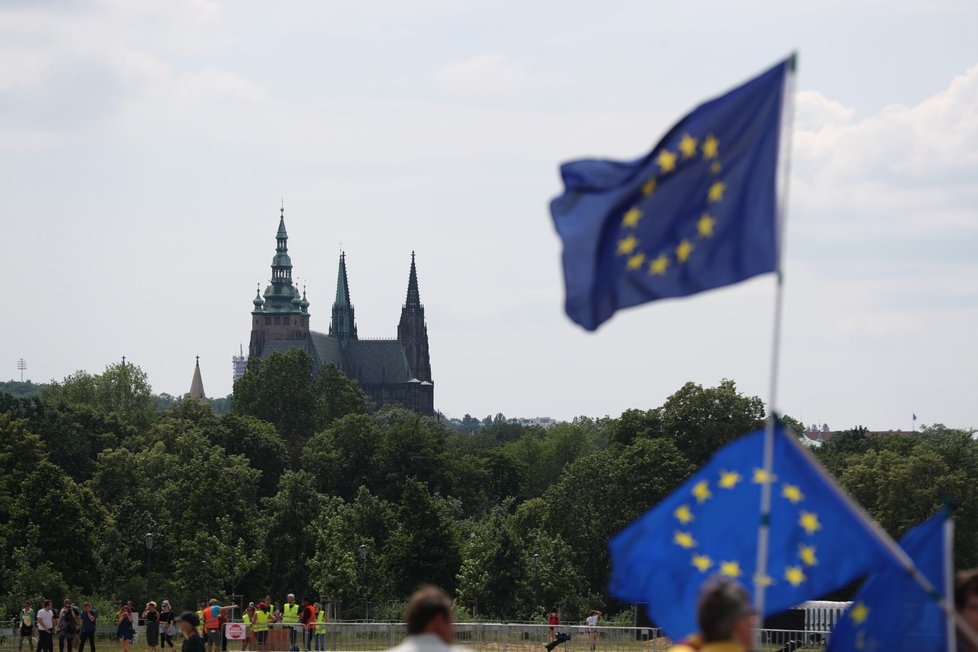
[344,338,412,384]
[189,356,205,399]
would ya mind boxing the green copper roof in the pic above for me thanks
[329,252,357,341]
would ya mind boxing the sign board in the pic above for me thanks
[225,623,248,641]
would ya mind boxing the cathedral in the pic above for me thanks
[246,207,434,415]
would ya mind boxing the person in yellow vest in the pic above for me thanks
[313,604,326,652]
[252,604,271,652]
[196,603,206,639]
[241,604,256,652]
[281,594,300,650]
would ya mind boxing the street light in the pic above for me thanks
[531,553,541,617]
[358,545,369,621]
[145,533,154,601]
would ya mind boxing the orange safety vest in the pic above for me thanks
[203,606,220,630]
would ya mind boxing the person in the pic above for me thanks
[241,603,256,652]
[143,602,160,652]
[196,604,207,636]
[79,603,97,652]
[667,576,753,652]
[159,601,176,649]
[262,597,277,621]
[387,586,457,652]
[18,601,36,652]
[116,604,135,652]
[252,604,271,652]
[585,611,601,651]
[37,600,56,652]
[281,595,300,649]
[299,598,316,652]
[57,598,81,652]
[956,569,978,652]
[547,609,559,642]
[202,599,236,652]
[177,612,205,652]
[313,603,326,652]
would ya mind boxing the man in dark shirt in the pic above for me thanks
[79,603,97,652]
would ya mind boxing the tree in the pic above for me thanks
[0,414,47,523]
[383,478,461,596]
[261,471,324,597]
[233,350,317,439]
[456,505,525,619]
[45,362,156,430]
[313,364,368,429]
[541,438,694,597]
[659,380,765,466]
[302,414,383,499]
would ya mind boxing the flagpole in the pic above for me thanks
[780,432,978,649]
[752,53,797,646]
[945,513,957,652]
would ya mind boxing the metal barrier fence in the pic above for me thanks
[0,624,825,652]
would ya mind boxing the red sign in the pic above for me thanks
[225,623,247,641]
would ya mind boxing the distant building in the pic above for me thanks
[510,417,561,428]
[188,356,205,400]
[802,427,916,446]
[246,207,434,415]
[232,344,247,384]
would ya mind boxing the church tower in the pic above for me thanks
[188,356,205,400]
[248,206,310,358]
[397,252,432,382]
[328,252,358,346]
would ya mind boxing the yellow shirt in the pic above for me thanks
[252,611,269,633]
[668,642,746,652]
[281,604,299,624]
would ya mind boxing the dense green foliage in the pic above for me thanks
[1,355,975,624]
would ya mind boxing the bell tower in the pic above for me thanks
[248,206,310,358]
[397,252,432,382]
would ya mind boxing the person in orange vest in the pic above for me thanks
[202,600,236,652]
[299,598,317,652]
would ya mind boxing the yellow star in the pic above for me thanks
[785,566,806,587]
[720,561,742,578]
[691,554,713,572]
[656,149,677,173]
[642,178,657,196]
[708,181,726,203]
[696,214,716,238]
[702,135,719,159]
[676,239,694,264]
[626,253,646,270]
[799,511,822,535]
[799,544,818,567]
[753,573,774,588]
[617,235,639,255]
[674,504,694,525]
[692,480,712,504]
[752,468,777,484]
[622,207,643,228]
[648,254,670,276]
[674,531,696,549]
[850,602,870,625]
[782,484,804,503]
[710,161,722,174]
[678,134,698,159]
[718,470,741,489]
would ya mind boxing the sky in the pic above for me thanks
[1,0,977,430]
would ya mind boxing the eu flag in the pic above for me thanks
[828,510,952,652]
[609,427,893,640]
[550,57,793,331]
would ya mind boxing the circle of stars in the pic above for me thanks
[670,466,821,591]
[616,133,724,276]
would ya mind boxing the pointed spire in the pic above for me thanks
[405,250,422,310]
[189,356,205,400]
[276,204,288,245]
[329,251,357,342]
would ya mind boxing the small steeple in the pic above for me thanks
[329,251,358,342]
[189,356,205,400]
[405,250,422,311]
[300,285,310,314]
[253,283,265,310]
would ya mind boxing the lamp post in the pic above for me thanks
[358,545,369,621]
[145,533,154,601]
[532,553,541,618]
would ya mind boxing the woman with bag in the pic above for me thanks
[159,601,177,649]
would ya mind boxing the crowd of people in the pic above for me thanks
[12,594,328,652]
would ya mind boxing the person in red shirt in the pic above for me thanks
[298,598,317,652]
[547,609,560,642]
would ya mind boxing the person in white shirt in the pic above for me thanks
[36,600,56,652]
[584,610,601,651]
[387,586,462,652]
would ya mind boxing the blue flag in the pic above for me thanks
[550,57,793,331]
[609,427,894,640]
[828,510,951,652]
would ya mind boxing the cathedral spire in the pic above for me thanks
[189,356,205,400]
[329,252,357,342]
[405,250,422,311]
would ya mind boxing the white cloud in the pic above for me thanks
[434,54,541,96]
